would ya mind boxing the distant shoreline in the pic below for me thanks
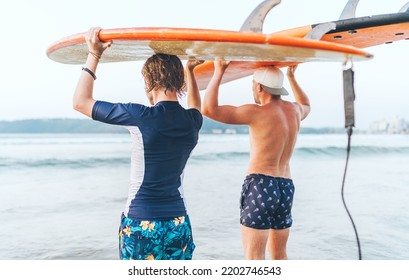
[0,118,401,135]
[0,118,347,134]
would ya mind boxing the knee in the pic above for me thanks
[245,251,266,260]
[270,250,288,260]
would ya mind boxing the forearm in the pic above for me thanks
[73,27,111,118]
[202,69,224,116]
[288,75,311,120]
[288,76,309,106]
[186,68,201,110]
[73,53,99,117]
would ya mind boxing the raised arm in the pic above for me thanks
[202,59,255,124]
[73,27,112,118]
[202,59,227,117]
[185,59,204,111]
[287,65,311,120]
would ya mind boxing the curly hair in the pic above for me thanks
[142,54,185,98]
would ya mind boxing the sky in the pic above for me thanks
[1,0,408,128]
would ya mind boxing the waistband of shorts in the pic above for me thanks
[121,212,191,222]
[246,173,293,183]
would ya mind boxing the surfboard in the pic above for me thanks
[193,12,409,89]
[275,13,409,48]
[46,27,371,66]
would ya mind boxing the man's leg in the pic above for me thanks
[240,225,269,259]
[267,228,290,260]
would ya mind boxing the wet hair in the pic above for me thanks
[142,54,185,98]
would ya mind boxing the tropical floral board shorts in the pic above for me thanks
[119,213,195,260]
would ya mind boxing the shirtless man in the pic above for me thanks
[202,60,310,260]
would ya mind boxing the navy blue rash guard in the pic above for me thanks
[92,100,202,220]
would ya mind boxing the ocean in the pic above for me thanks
[0,133,408,260]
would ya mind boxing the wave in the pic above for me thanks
[192,146,409,161]
[1,146,407,169]
[0,157,130,169]
[190,151,249,161]
[295,146,409,157]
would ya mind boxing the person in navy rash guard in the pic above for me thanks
[73,27,204,260]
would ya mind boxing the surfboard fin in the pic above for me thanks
[339,0,360,20]
[399,2,409,13]
[305,22,336,40]
[240,0,281,33]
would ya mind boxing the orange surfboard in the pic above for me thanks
[46,27,372,89]
[193,12,409,89]
[46,27,372,64]
[274,13,409,48]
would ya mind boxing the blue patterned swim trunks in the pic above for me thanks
[119,214,195,260]
[240,174,295,230]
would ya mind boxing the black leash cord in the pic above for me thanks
[341,126,362,260]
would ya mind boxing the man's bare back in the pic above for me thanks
[247,99,302,179]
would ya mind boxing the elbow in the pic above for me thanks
[201,105,214,118]
[301,105,311,121]
[72,98,82,112]
[201,106,209,117]
[72,97,92,117]
[201,102,209,115]
[72,86,95,117]
[305,104,311,116]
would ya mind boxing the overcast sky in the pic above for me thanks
[1,0,408,128]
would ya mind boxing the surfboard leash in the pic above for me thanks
[342,61,362,260]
